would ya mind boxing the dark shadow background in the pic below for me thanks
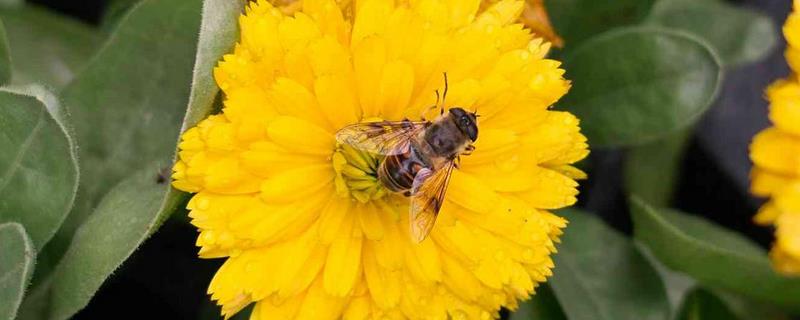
[27,0,792,318]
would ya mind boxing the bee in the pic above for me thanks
[335,75,478,243]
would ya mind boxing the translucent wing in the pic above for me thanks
[335,120,428,155]
[409,161,455,243]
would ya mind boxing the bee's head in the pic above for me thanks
[449,107,479,142]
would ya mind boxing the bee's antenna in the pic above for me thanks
[434,89,440,108]
[441,72,449,114]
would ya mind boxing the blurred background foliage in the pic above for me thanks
[0,0,794,319]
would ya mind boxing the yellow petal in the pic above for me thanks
[777,212,800,257]
[315,74,361,129]
[515,167,579,209]
[767,79,800,136]
[352,36,387,117]
[268,116,335,155]
[296,278,348,320]
[260,164,334,203]
[751,128,800,176]
[751,167,794,197]
[378,60,415,120]
[362,245,402,308]
[324,231,363,296]
[269,78,331,129]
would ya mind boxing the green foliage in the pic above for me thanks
[48,164,181,320]
[647,0,777,67]
[559,27,722,147]
[0,87,78,250]
[549,209,670,320]
[631,197,800,312]
[0,223,35,320]
[99,0,139,31]
[546,0,657,49]
[0,0,22,8]
[0,5,99,89]
[676,288,739,320]
[56,0,201,255]
[0,21,10,85]
[624,129,691,207]
[184,0,245,129]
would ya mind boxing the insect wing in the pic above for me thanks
[335,120,427,155]
[409,161,455,243]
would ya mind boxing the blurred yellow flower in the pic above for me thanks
[273,0,564,47]
[750,0,800,275]
[172,0,587,318]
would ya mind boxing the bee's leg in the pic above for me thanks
[462,145,475,156]
[403,191,412,197]
[411,168,434,194]
[454,156,462,169]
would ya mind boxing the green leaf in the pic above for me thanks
[646,0,777,67]
[549,209,670,320]
[710,289,789,320]
[642,245,788,320]
[624,129,691,207]
[0,86,78,250]
[0,0,22,9]
[0,222,35,320]
[0,20,10,85]
[0,5,100,89]
[630,196,800,311]
[677,288,739,320]
[100,0,140,31]
[559,27,722,148]
[638,245,696,313]
[545,0,656,50]
[48,164,184,320]
[53,0,202,256]
[183,0,245,130]
[510,285,566,320]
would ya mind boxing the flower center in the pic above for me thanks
[332,143,387,203]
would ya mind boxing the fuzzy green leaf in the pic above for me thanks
[53,0,201,257]
[48,164,183,320]
[631,196,800,311]
[0,0,22,8]
[0,86,78,251]
[559,27,722,147]
[182,0,244,130]
[100,0,140,31]
[37,0,202,318]
[647,0,777,67]
[0,5,100,89]
[0,20,10,85]
[0,222,35,320]
[549,209,670,320]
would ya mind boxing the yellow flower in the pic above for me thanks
[750,0,800,275]
[172,0,588,318]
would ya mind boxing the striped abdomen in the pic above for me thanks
[378,145,429,194]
